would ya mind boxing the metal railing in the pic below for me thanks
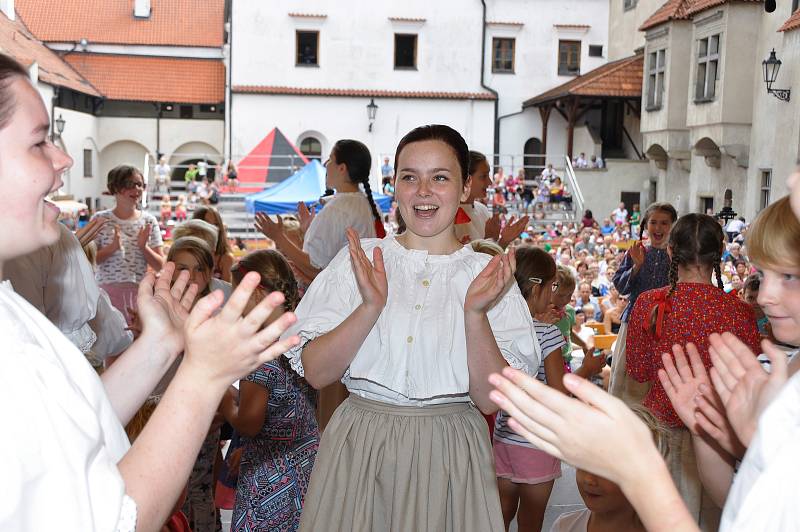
[563,155,585,220]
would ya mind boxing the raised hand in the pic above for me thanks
[255,212,285,242]
[488,368,660,486]
[708,333,788,447]
[137,223,152,250]
[658,343,709,434]
[75,217,108,247]
[183,271,300,387]
[484,212,502,241]
[112,224,123,251]
[346,227,387,313]
[628,241,646,269]
[465,248,516,315]
[136,262,199,357]
[499,215,530,248]
[297,201,315,234]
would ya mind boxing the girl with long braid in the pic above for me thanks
[624,213,760,531]
[256,139,383,281]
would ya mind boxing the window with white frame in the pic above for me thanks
[695,34,720,101]
[760,170,772,211]
[647,49,666,110]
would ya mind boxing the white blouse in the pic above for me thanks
[0,281,134,530]
[303,192,378,269]
[454,200,492,244]
[3,224,132,358]
[284,236,540,405]
[721,369,800,531]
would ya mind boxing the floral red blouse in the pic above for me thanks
[626,282,761,427]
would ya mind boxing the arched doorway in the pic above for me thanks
[299,137,322,161]
[523,137,543,179]
[169,142,221,183]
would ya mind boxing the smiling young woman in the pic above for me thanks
[283,125,540,532]
[0,53,300,531]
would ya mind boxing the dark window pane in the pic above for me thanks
[588,45,603,57]
[297,31,319,65]
[395,34,417,68]
[558,40,581,75]
[83,149,92,177]
[706,60,717,98]
[492,38,515,72]
[180,105,193,119]
[696,62,707,99]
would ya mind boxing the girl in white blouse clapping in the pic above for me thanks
[256,139,385,281]
[284,125,541,532]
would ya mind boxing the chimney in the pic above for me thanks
[133,0,151,18]
[1,0,15,21]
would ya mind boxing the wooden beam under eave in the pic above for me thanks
[566,97,580,160]
[539,105,552,159]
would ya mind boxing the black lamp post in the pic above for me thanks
[367,98,378,132]
[762,49,791,102]
[54,114,66,139]
[715,189,738,226]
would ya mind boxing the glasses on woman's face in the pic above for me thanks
[529,277,559,293]
[123,180,146,190]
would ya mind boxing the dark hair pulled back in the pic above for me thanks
[649,213,725,335]
[231,249,299,312]
[332,139,383,233]
[394,124,470,185]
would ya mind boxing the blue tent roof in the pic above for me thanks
[245,160,393,215]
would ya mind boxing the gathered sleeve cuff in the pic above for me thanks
[282,246,359,376]
[613,252,635,295]
[487,284,541,375]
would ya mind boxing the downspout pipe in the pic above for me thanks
[480,0,500,166]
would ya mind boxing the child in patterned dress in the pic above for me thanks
[221,250,319,531]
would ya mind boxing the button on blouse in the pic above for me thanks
[284,236,540,405]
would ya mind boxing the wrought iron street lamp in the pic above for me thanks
[367,98,378,132]
[762,49,791,102]
[54,114,66,139]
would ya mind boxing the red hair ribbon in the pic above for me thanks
[650,290,672,338]
[454,207,472,225]
[374,219,387,238]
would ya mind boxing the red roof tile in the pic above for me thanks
[65,54,224,103]
[233,86,496,100]
[640,0,695,31]
[388,17,427,23]
[641,0,763,30]
[554,24,591,29]
[522,54,643,107]
[15,0,224,47]
[0,12,100,96]
[779,9,800,32]
[684,0,762,17]
[487,21,525,26]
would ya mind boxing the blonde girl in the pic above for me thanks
[192,205,235,282]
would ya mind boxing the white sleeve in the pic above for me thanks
[487,284,540,375]
[145,213,163,248]
[303,203,349,269]
[282,246,359,375]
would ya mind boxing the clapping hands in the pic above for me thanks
[465,248,516,315]
[346,228,387,314]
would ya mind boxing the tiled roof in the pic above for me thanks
[641,0,763,30]
[640,0,694,30]
[0,12,100,96]
[15,0,224,47]
[684,0,762,17]
[487,21,525,26]
[779,9,800,32]
[233,86,497,100]
[65,54,224,103]
[522,54,643,107]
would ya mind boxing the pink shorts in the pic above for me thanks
[493,440,561,484]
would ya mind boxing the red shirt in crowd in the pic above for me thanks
[626,282,761,427]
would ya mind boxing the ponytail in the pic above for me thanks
[714,261,724,290]
[361,178,386,238]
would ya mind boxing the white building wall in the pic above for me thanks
[485,0,608,163]
[231,93,494,187]
[232,0,609,178]
[574,159,653,217]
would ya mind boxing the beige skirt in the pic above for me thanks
[665,427,721,532]
[299,395,504,532]
[608,322,651,405]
